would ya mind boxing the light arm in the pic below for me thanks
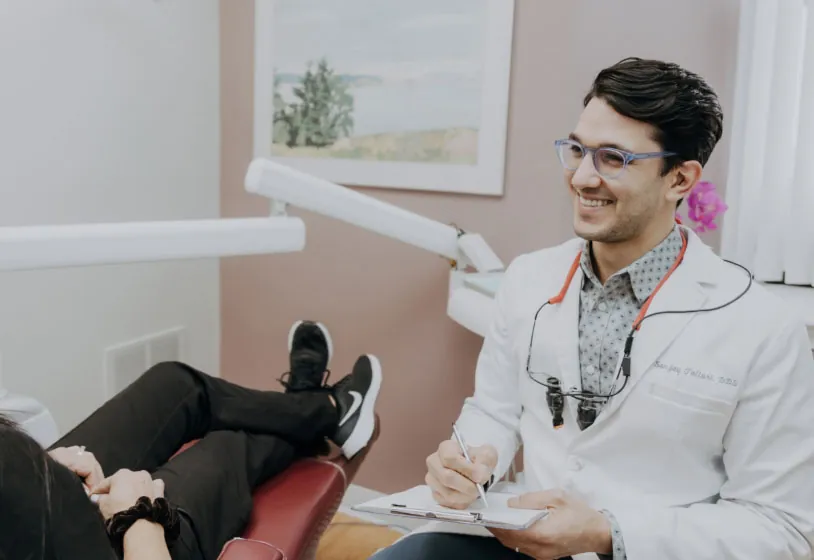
[245,158,504,272]
[245,158,461,261]
[245,158,506,337]
[0,217,304,272]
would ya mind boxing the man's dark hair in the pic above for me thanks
[584,57,724,175]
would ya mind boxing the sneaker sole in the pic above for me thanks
[287,320,333,364]
[341,354,382,459]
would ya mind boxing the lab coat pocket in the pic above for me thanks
[640,382,733,447]
[647,383,731,416]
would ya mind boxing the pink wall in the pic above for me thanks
[220,0,740,493]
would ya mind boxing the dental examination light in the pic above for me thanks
[0,158,504,336]
[245,158,505,336]
[0,217,305,272]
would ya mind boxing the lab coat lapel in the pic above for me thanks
[554,260,584,424]
[596,230,713,424]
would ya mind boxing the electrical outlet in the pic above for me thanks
[105,341,148,399]
[105,327,186,398]
[147,328,184,366]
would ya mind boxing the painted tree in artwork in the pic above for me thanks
[273,58,354,148]
[272,74,294,146]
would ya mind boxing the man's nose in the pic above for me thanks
[571,153,602,190]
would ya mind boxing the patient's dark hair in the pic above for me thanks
[0,414,51,559]
[584,57,724,175]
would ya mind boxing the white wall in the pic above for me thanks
[0,0,221,433]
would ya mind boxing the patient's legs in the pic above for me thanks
[50,360,337,475]
[154,430,297,560]
[50,320,381,559]
[53,319,381,471]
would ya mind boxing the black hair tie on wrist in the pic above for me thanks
[105,497,181,556]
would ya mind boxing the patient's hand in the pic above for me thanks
[48,446,105,489]
[89,469,165,521]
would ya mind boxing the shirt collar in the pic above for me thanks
[580,226,684,303]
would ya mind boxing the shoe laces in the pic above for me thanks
[277,371,291,388]
[277,369,332,391]
[330,371,353,393]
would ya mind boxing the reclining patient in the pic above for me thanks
[0,320,381,560]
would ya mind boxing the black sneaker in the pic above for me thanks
[331,354,382,459]
[278,320,333,393]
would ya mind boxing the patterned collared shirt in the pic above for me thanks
[576,225,683,560]
[578,226,684,396]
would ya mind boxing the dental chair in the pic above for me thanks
[182,414,380,560]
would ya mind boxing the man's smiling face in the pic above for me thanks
[565,97,677,244]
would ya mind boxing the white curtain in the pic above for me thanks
[722,0,814,287]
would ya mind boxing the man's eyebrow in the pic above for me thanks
[568,132,635,153]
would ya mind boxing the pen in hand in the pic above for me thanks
[451,423,489,507]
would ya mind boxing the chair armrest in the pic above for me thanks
[217,538,286,560]
[206,414,382,560]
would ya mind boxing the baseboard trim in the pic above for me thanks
[339,484,427,533]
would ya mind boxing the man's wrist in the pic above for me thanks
[590,509,613,555]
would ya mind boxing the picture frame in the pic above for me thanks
[253,0,515,196]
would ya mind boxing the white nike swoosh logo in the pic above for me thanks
[339,391,363,426]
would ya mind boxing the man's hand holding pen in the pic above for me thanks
[425,438,498,510]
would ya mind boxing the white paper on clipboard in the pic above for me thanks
[351,485,547,530]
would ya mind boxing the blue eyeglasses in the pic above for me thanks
[554,138,676,179]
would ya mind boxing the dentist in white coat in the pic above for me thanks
[372,58,814,560]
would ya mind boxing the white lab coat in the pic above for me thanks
[423,227,814,560]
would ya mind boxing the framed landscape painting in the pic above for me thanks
[253,0,515,196]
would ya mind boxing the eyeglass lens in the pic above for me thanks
[557,140,626,179]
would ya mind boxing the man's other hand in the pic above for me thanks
[490,489,612,559]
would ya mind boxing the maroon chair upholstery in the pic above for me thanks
[176,415,381,560]
[217,538,285,560]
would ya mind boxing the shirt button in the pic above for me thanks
[598,301,608,312]
[585,364,596,375]
[567,456,583,471]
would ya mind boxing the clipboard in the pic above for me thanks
[351,485,548,530]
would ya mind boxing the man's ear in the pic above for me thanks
[666,160,703,204]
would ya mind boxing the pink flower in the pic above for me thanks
[675,181,727,234]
